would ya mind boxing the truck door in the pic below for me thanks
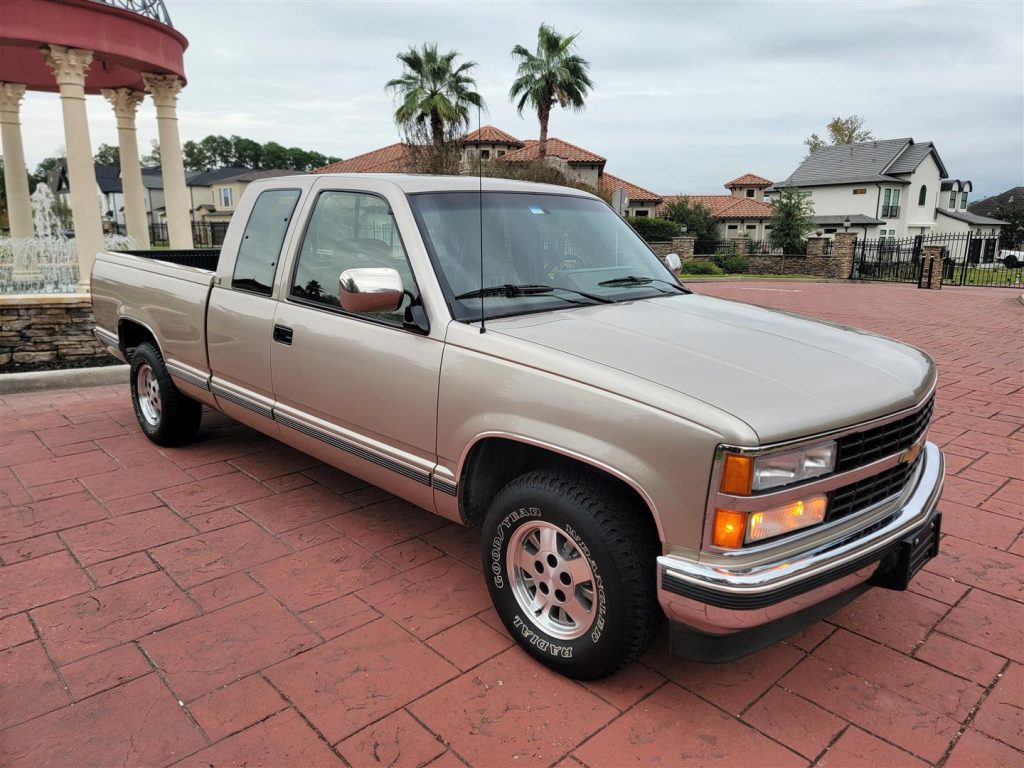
[270,188,443,511]
[207,187,303,432]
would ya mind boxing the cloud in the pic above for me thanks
[15,0,1023,198]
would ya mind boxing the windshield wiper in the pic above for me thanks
[454,283,614,304]
[597,275,691,294]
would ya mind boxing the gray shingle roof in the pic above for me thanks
[969,186,1023,217]
[186,167,253,186]
[937,209,1006,226]
[811,214,885,226]
[772,138,947,190]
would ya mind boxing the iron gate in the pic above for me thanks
[852,233,1023,288]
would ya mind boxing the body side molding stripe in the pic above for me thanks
[211,383,273,419]
[431,476,458,496]
[167,362,211,391]
[274,411,431,486]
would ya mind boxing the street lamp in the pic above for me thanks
[680,224,688,233]
[843,217,851,232]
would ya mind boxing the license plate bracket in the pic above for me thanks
[871,511,941,591]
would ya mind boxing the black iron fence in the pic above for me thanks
[145,221,229,248]
[852,233,1022,288]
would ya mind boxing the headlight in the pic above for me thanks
[751,441,836,492]
[712,495,828,548]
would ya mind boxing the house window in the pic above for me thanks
[853,188,867,195]
[218,187,233,208]
[949,191,957,208]
[633,210,649,217]
[746,224,756,230]
[745,189,754,198]
[918,185,927,205]
[480,149,490,159]
[727,224,738,230]
[497,150,505,157]
[800,191,812,198]
[960,191,968,209]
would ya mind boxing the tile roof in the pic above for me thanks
[724,173,772,188]
[463,125,523,146]
[656,194,773,219]
[499,138,606,165]
[969,186,1023,218]
[314,144,412,174]
[598,172,662,203]
[937,209,1007,226]
[772,138,917,189]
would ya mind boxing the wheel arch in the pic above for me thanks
[457,434,665,543]
[116,316,160,359]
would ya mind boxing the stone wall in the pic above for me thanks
[0,296,108,370]
[745,235,859,279]
[648,236,695,263]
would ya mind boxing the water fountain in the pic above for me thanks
[0,184,136,294]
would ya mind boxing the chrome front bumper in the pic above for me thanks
[657,441,944,639]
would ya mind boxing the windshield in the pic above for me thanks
[408,191,684,321]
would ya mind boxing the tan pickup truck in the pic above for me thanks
[92,174,944,679]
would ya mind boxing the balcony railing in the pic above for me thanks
[882,205,900,219]
[91,0,173,26]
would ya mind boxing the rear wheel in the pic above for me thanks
[481,469,661,679]
[129,341,202,446]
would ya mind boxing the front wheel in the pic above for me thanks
[129,341,202,447]
[481,469,661,679]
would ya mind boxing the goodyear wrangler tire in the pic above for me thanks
[129,342,202,447]
[481,469,661,679]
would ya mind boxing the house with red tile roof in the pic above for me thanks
[656,174,776,239]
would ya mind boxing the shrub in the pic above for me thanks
[680,259,723,275]
[628,216,680,242]
[714,252,748,274]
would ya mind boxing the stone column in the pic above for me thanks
[101,88,149,248]
[43,46,105,291]
[919,245,943,290]
[805,237,826,258]
[0,83,34,239]
[142,73,192,249]
[671,235,695,262]
[732,236,750,255]
[832,232,858,279]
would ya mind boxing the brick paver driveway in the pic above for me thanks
[1,282,1021,767]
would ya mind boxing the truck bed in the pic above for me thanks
[122,249,221,272]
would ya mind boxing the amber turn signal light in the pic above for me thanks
[720,454,753,495]
[712,508,747,549]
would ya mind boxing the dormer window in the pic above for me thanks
[960,191,968,209]
[745,189,754,198]
[949,191,957,208]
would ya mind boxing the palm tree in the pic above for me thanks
[385,43,485,147]
[509,24,593,159]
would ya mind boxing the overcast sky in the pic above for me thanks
[18,0,1024,198]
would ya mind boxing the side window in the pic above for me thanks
[231,188,301,295]
[291,191,418,325]
[918,185,927,206]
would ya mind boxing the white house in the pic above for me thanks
[52,163,124,231]
[769,138,1006,241]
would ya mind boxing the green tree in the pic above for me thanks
[662,197,720,243]
[261,141,291,169]
[182,140,211,172]
[94,142,120,168]
[995,199,1024,250]
[386,43,484,147]
[768,188,816,253]
[805,115,874,156]
[509,24,593,159]
[141,139,161,166]
[230,135,263,168]
[30,156,63,190]
[199,135,234,167]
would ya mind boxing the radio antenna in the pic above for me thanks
[477,105,486,333]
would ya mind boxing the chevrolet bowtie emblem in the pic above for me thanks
[900,442,923,464]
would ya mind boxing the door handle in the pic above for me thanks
[273,324,293,345]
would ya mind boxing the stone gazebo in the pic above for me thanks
[0,0,192,290]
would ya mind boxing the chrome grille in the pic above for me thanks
[835,396,934,472]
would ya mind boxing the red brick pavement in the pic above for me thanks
[0,282,1020,767]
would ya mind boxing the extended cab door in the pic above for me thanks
[206,184,305,431]
[270,183,445,511]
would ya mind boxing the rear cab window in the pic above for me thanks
[231,188,302,295]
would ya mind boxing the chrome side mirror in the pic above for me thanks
[338,268,403,313]
[665,253,682,273]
